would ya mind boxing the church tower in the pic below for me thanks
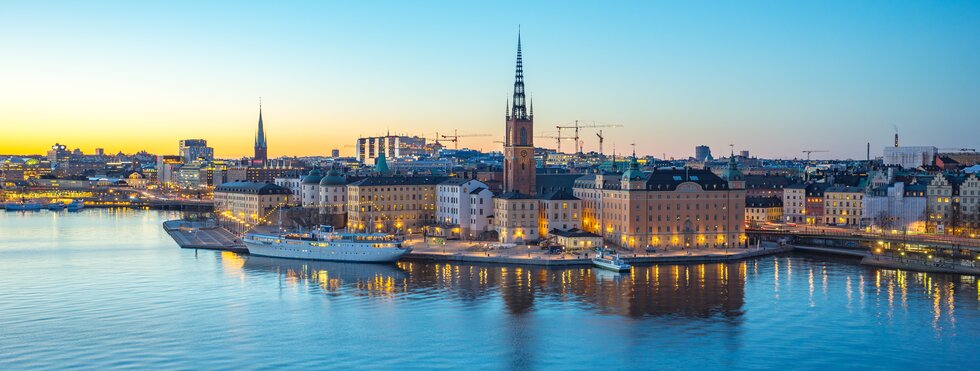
[503,32,535,195]
[254,100,268,166]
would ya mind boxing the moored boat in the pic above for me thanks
[66,199,85,211]
[592,250,631,272]
[243,225,412,263]
[5,202,43,211]
[47,202,66,211]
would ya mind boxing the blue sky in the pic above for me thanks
[1,0,978,159]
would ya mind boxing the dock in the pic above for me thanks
[162,220,247,253]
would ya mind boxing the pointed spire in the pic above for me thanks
[510,28,527,120]
[255,97,267,149]
[529,93,533,118]
[506,96,510,119]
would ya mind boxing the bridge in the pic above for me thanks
[748,227,980,257]
[147,199,214,211]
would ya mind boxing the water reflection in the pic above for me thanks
[237,255,748,319]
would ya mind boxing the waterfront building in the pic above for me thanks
[466,186,495,239]
[864,181,927,232]
[214,181,292,227]
[355,135,427,164]
[549,228,602,251]
[156,155,184,187]
[823,186,864,226]
[435,178,491,238]
[318,168,350,227]
[926,173,980,234]
[273,176,302,206]
[573,157,747,250]
[745,197,783,227]
[178,139,214,164]
[493,191,539,243]
[804,183,830,225]
[300,169,324,208]
[345,176,446,234]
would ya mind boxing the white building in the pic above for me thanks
[467,186,494,239]
[355,135,426,163]
[300,169,324,208]
[864,182,927,232]
[436,178,491,239]
[883,146,937,169]
[273,176,302,206]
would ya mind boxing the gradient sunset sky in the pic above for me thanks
[2,0,978,160]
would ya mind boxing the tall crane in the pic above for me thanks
[802,150,828,161]
[535,134,575,153]
[556,120,624,154]
[596,130,604,155]
[440,129,491,149]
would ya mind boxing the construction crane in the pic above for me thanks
[596,130,604,155]
[535,134,575,153]
[556,120,624,154]
[802,150,828,161]
[439,129,491,149]
[940,148,977,152]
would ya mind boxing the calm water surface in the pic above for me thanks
[1,210,978,369]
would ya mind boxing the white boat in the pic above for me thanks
[243,225,412,263]
[592,250,631,272]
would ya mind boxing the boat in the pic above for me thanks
[66,199,85,211]
[47,202,66,211]
[592,250,631,272]
[5,202,42,211]
[243,225,412,263]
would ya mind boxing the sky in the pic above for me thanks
[1,0,978,160]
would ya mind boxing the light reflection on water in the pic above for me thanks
[1,210,978,369]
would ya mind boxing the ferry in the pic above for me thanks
[243,225,412,263]
[592,250,631,272]
[66,200,85,212]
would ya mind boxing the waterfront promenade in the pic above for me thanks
[403,237,790,266]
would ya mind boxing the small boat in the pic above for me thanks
[47,202,66,211]
[592,250,631,272]
[66,199,85,211]
[5,202,43,211]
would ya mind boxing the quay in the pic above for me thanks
[162,220,247,253]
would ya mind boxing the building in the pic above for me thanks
[227,166,303,183]
[318,168,350,227]
[355,135,427,163]
[156,155,184,186]
[331,149,340,158]
[537,189,581,235]
[435,178,491,238]
[549,228,602,251]
[47,143,70,166]
[345,176,447,234]
[745,197,783,227]
[883,146,937,169]
[254,102,268,166]
[501,33,535,196]
[926,173,980,234]
[214,181,292,229]
[744,175,791,198]
[695,145,712,162]
[178,139,214,164]
[823,186,864,226]
[864,182,927,232]
[274,176,302,206]
[466,186,495,239]
[494,191,539,243]
[573,155,747,250]
[300,169,324,208]
[804,183,830,225]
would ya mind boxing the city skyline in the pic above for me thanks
[2,1,979,159]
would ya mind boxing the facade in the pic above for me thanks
[744,175,791,198]
[537,190,581,237]
[227,166,303,183]
[355,135,427,163]
[435,178,490,238]
[864,182,927,232]
[550,228,603,251]
[178,139,214,164]
[300,169,324,208]
[493,192,539,243]
[823,186,864,226]
[274,176,302,206]
[573,163,747,250]
[926,173,980,234]
[156,155,184,186]
[214,181,292,228]
[466,186,495,239]
[883,146,937,169]
[345,176,446,234]
[695,145,712,162]
[745,197,783,226]
[804,183,830,225]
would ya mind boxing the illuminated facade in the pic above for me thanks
[345,176,446,234]
[214,181,292,227]
[823,186,864,226]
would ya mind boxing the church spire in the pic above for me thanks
[510,30,527,120]
[255,98,267,149]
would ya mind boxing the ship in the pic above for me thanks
[66,199,85,212]
[4,202,42,211]
[592,250,631,272]
[243,225,412,263]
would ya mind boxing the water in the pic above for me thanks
[1,209,978,369]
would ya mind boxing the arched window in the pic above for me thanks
[520,127,527,145]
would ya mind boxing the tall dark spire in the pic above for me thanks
[255,98,267,149]
[510,30,528,120]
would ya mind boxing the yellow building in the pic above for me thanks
[345,176,446,234]
[823,186,864,226]
[214,181,292,228]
